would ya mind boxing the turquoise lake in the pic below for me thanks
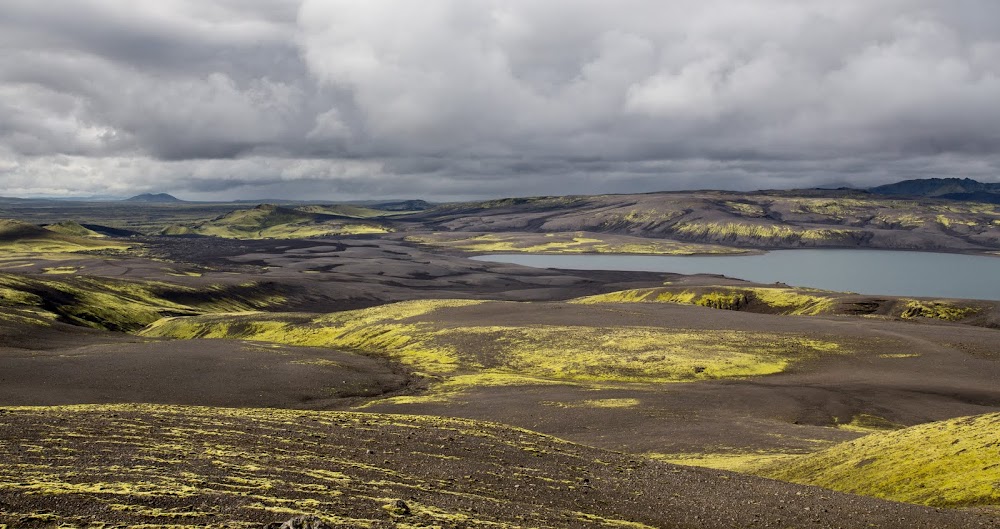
[472,250,1000,301]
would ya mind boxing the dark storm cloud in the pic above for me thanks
[1,0,1000,199]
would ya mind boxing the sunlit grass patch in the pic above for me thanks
[0,273,287,331]
[649,452,803,473]
[756,413,1000,507]
[834,413,904,433]
[144,301,846,384]
[161,204,394,240]
[672,221,858,244]
[573,286,837,316]
[404,231,746,255]
[900,300,979,321]
[41,266,78,275]
[543,398,641,409]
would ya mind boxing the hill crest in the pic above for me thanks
[126,193,182,203]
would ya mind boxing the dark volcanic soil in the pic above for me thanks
[0,319,411,409]
[0,220,998,527]
[362,302,1000,455]
[0,405,995,529]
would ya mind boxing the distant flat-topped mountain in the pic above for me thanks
[870,178,1000,198]
[126,193,182,203]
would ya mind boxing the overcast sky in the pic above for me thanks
[2,1,1000,200]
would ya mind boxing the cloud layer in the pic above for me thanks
[2,0,999,199]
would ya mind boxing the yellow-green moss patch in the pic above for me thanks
[756,413,1000,507]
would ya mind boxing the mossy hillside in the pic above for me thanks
[141,299,845,385]
[424,191,1000,252]
[756,413,1000,508]
[899,300,980,321]
[142,300,485,374]
[0,273,287,332]
[573,287,837,316]
[162,205,393,239]
[671,221,860,246]
[41,221,105,238]
[405,231,746,255]
[0,404,669,528]
[295,204,396,218]
[0,219,127,253]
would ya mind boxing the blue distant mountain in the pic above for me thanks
[870,178,1000,199]
[125,193,182,203]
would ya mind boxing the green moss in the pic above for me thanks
[143,300,484,374]
[836,413,904,433]
[0,219,128,253]
[145,304,845,386]
[573,287,836,316]
[546,398,641,409]
[900,300,978,321]
[749,288,836,315]
[672,221,857,244]
[723,201,766,217]
[757,413,1000,507]
[0,273,286,331]
[650,452,803,472]
[43,221,106,238]
[41,266,79,275]
[1,404,648,528]
[163,205,393,240]
[404,231,746,255]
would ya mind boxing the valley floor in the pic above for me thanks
[0,229,998,527]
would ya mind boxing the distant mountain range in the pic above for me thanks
[870,178,1000,203]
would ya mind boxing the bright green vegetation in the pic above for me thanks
[723,201,766,217]
[161,204,393,240]
[573,287,997,323]
[440,195,590,212]
[573,287,837,316]
[650,452,803,473]
[0,273,286,331]
[936,215,979,228]
[0,219,127,253]
[294,204,404,218]
[0,404,662,528]
[900,300,980,321]
[835,413,905,433]
[672,221,858,245]
[142,300,846,395]
[143,300,483,374]
[405,231,746,255]
[40,266,78,275]
[544,398,642,409]
[756,413,1000,508]
[602,208,686,226]
[41,221,105,238]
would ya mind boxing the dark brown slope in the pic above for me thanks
[0,404,995,529]
[0,316,410,408]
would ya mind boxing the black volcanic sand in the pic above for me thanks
[2,236,685,310]
[0,404,996,529]
[0,319,411,409]
[360,302,1000,455]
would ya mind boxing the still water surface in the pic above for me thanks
[472,250,1000,301]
